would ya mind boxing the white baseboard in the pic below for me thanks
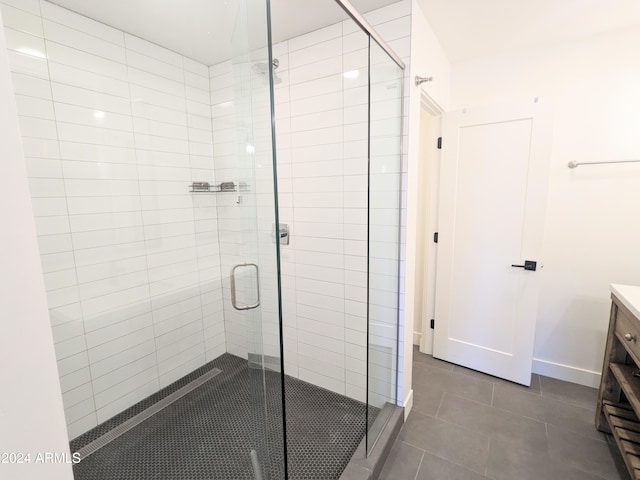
[532,357,601,389]
[413,331,421,345]
[403,388,414,420]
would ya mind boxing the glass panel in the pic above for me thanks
[366,37,403,455]
[269,0,373,476]
[229,0,286,478]
[3,0,286,477]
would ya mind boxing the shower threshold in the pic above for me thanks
[70,353,375,480]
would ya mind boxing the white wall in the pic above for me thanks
[408,0,450,110]
[449,27,640,387]
[0,8,73,479]
[402,0,450,412]
[1,0,224,438]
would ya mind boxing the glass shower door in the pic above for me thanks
[227,0,286,478]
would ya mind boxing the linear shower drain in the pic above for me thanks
[75,368,222,460]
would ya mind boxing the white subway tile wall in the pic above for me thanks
[368,0,411,407]
[208,41,283,364]
[367,37,405,408]
[1,0,224,439]
[3,0,409,438]
[209,1,411,404]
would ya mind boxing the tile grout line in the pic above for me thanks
[418,358,600,410]
[36,0,99,431]
[122,32,163,397]
[436,390,549,433]
[409,362,611,479]
[411,451,425,480]
[399,438,488,478]
[181,50,209,366]
[434,390,445,418]
[485,436,491,477]
[415,361,597,418]
[490,382,495,407]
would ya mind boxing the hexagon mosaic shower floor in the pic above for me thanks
[70,354,375,480]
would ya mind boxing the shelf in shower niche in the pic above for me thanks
[189,181,250,193]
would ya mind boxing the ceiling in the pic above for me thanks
[48,0,640,67]
[416,0,640,63]
[49,0,399,66]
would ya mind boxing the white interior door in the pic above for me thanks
[433,103,552,385]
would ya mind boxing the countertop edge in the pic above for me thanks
[611,283,640,320]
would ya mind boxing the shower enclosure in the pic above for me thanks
[1,0,405,477]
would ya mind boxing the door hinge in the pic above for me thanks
[430,319,435,329]
[437,137,442,149]
[433,232,438,243]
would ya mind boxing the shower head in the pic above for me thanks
[251,59,281,84]
[251,63,269,76]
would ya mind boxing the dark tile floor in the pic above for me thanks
[379,346,631,480]
[72,354,372,480]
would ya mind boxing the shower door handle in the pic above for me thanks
[230,263,261,311]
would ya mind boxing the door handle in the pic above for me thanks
[511,260,537,271]
[230,263,261,310]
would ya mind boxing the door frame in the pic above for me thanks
[417,89,443,355]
